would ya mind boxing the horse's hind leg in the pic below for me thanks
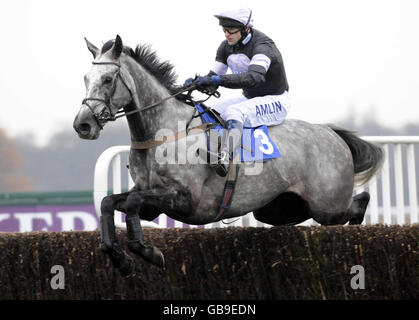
[310,208,351,225]
[100,192,135,276]
[310,191,370,225]
[348,191,370,225]
[253,192,311,226]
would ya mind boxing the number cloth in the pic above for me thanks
[195,104,282,162]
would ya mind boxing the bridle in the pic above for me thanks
[82,60,218,129]
[81,61,134,129]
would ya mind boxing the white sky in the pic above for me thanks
[1,0,418,146]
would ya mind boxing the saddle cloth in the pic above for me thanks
[195,103,281,162]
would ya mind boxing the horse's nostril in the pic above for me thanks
[78,123,91,135]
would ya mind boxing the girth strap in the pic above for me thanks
[214,159,240,222]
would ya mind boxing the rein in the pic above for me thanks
[118,83,220,119]
[83,60,222,152]
[120,85,196,118]
[82,60,219,128]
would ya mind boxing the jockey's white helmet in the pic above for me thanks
[214,8,254,28]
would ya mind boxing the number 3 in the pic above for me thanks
[254,129,274,155]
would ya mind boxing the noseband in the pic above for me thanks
[82,61,133,129]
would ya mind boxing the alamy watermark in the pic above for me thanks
[46,264,365,293]
[50,265,65,290]
[350,265,365,290]
[153,121,268,175]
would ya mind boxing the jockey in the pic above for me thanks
[184,8,290,177]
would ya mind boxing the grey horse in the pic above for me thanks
[73,35,383,276]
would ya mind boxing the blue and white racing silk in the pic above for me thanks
[195,104,281,162]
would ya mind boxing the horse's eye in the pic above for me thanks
[103,76,113,84]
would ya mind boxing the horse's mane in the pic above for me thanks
[101,40,186,101]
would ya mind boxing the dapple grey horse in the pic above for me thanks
[73,35,383,276]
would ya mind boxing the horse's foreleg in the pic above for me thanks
[124,185,192,266]
[100,192,135,276]
[124,190,165,267]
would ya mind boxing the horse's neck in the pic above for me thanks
[123,58,194,142]
[124,101,145,141]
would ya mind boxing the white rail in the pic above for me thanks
[93,146,161,228]
[93,137,419,227]
[354,136,419,225]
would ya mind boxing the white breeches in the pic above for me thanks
[210,91,291,127]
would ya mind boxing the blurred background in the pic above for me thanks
[1,0,418,193]
[0,0,418,231]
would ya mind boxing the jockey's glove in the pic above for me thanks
[183,77,195,88]
[193,75,222,89]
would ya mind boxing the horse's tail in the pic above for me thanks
[329,125,384,186]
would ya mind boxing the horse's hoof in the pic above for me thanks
[141,246,165,268]
[128,241,165,268]
[119,254,135,276]
[349,192,370,225]
[349,216,363,225]
[150,246,165,268]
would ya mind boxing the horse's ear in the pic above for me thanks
[85,37,99,58]
[111,35,123,59]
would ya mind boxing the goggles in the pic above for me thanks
[222,27,241,35]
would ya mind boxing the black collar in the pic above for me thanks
[231,29,253,51]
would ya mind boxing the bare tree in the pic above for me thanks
[0,129,33,192]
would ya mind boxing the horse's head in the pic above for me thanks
[73,35,133,139]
